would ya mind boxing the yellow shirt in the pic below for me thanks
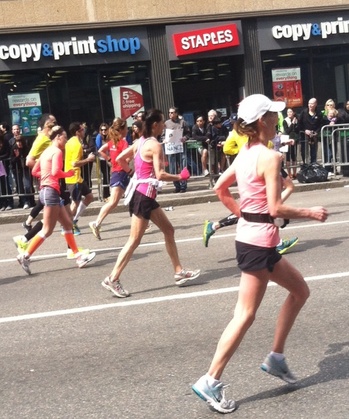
[223,130,248,156]
[64,136,83,184]
[267,140,274,149]
[28,132,51,159]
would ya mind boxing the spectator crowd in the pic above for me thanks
[1,98,349,211]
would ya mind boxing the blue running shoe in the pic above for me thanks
[276,237,298,255]
[203,220,215,247]
[192,375,236,414]
[73,222,81,236]
[261,354,297,384]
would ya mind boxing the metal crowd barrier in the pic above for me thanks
[3,137,275,208]
[0,157,37,208]
[161,139,220,189]
[320,123,349,175]
[91,127,349,199]
[93,141,208,199]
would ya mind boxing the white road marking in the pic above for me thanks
[1,219,348,324]
[0,271,348,324]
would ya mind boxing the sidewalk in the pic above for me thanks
[1,174,349,225]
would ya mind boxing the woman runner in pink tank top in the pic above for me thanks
[101,109,201,298]
[192,94,328,414]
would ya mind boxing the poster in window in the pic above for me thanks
[8,93,42,136]
[111,85,144,127]
[271,68,303,108]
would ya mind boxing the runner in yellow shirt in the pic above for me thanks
[64,121,95,235]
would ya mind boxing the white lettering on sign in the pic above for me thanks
[181,29,233,50]
[272,17,349,41]
[51,36,97,60]
[0,43,42,62]
[0,34,141,63]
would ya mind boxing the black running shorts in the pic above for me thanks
[236,240,281,273]
[129,190,159,220]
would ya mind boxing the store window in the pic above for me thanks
[262,45,349,112]
[170,55,242,124]
[0,62,151,132]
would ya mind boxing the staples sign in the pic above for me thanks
[172,24,240,56]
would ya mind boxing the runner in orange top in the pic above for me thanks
[17,125,96,275]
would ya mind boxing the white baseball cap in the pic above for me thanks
[238,94,286,125]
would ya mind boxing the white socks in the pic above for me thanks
[270,351,285,361]
[206,373,220,386]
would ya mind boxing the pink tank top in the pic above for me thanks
[235,142,280,248]
[134,137,157,199]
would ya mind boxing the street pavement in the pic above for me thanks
[1,186,349,418]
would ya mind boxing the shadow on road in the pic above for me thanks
[237,342,349,408]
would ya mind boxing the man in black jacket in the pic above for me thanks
[298,98,324,164]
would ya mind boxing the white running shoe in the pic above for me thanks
[174,269,201,286]
[89,221,101,240]
[76,252,96,268]
[17,254,31,275]
[101,276,130,298]
[67,247,90,260]
[261,354,297,384]
[192,375,236,414]
[145,222,152,233]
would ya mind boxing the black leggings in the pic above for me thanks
[29,201,44,218]
[218,214,239,229]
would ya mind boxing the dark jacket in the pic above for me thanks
[191,124,208,148]
[10,141,30,171]
[206,122,229,148]
[283,116,299,140]
[298,108,324,135]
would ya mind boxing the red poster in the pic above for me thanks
[111,85,144,125]
[272,68,303,108]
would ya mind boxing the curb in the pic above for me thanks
[1,176,349,225]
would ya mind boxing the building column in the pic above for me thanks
[147,26,174,113]
[242,19,264,96]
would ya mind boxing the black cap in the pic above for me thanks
[230,113,237,121]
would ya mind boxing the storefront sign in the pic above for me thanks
[0,28,149,71]
[166,21,243,60]
[8,93,42,136]
[272,17,349,42]
[258,13,349,50]
[111,85,144,126]
[172,24,240,56]
[0,35,141,63]
[271,68,303,108]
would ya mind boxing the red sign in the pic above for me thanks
[119,86,144,120]
[172,24,240,57]
[272,68,303,108]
